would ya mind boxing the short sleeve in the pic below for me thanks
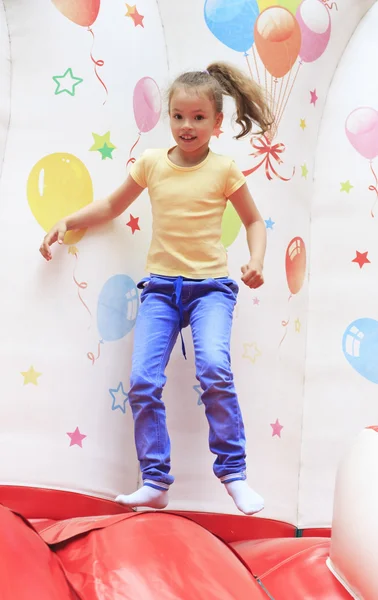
[224,160,246,198]
[130,152,147,188]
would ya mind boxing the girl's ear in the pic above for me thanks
[215,112,224,128]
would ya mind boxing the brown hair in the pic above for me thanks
[168,62,273,140]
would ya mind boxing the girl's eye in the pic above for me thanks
[173,114,182,119]
[195,115,205,120]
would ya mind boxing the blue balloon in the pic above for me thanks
[97,275,139,342]
[342,318,378,384]
[204,0,259,53]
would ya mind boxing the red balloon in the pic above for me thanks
[52,0,100,27]
[285,236,306,294]
[254,7,301,78]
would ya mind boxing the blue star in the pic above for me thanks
[265,218,275,230]
[109,382,128,413]
[193,384,203,406]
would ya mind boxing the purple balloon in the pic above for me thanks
[346,107,378,161]
[297,0,331,63]
[133,77,162,133]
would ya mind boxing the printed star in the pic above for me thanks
[301,163,308,179]
[310,89,318,106]
[253,297,260,306]
[89,132,116,153]
[295,318,301,332]
[52,68,83,96]
[265,217,275,230]
[193,384,203,406]
[67,427,87,448]
[68,245,78,255]
[340,180,353,193]
[109,382,128,413]
[352,251,370,269]
[212,126,224,138]
[271,418,283,438]
[127,214,140,234]
[21,366,42,386]
[125,4,144,27]
[98,143,115,160]
[300,119,306,131]
[242,343,261,364]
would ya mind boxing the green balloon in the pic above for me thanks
[221,202,242,249]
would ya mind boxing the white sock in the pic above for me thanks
[224,480,264,515]
[115,484,169,509]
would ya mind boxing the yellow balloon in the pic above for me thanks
[257,0,302,15]
[27,153,93,245]
[221,202,242,249]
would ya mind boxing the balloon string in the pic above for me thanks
[244,53,253,79]
[368,161,378,218]
[87,341,102,365]
[276,62,303,131]
[87,27,108,105]
[279,294,293,348]
[71,250,92,325]
[322,0,338,9]
[126,133,141,167]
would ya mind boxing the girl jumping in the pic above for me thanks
[40,62,272,515]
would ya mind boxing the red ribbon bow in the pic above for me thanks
[242,135,295,182]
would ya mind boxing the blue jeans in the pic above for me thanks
[128,275,247,491]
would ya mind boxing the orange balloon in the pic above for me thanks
[51,0,100,27]
[254,7,301,78]
[285,236,306,295]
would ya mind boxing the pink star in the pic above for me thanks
[310,89,318,106]
[270,419,283,438]
[212,126,223,138]
[67,427,87,448]
[253,297,260,306]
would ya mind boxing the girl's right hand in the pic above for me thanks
[39,220,67,261]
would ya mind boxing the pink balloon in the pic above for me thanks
[296,0,331,63]
[133,77,162,134]
[345,107,378,161]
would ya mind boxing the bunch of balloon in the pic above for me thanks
[87,274,139,364]
[345,107,378,218]
[126,77,162,167]
[51,0,107,103]
[279,236,307,347]
[27,152,94,318]
[342,318,378,385]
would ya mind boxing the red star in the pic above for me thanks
[212,126,223,138]
[67,427,87,448]
[352,251,370,269]
[310,89,318,106]
[125,4,144,27]
[127,214,140,234]
[270,419,283,438]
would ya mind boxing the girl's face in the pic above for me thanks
[169,87,223,154]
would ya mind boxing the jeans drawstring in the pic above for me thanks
[172,276,187,359]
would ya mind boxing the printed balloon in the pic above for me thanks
[345,107,378,161]
[204,0,259,53]
[342,318,378,384]
[97,275,139,342]
[285,236,306,295]
[297,0,331,63]
[255,6,301,78]
[51,0,100,27]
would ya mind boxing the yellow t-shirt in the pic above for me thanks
[130,148,246,279]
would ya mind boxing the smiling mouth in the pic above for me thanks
[180,135,197,141]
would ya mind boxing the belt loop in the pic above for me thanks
[172,276,187,360]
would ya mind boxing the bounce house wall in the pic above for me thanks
[299,1,378,528]
[0,0,376,529]
[0,1,10,177]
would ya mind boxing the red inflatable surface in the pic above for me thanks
[0,503,349,599]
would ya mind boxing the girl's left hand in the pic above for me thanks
[241,259,264,289]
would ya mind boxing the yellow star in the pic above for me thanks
[242,343,261,364]
[21,366,42,386]
[125,3,136,17]
[295,318,301,333]
[89,132,116,152]
[340,180,353,193]
[300,119,306,131]
[68,245,78,255]
[301,163,308,179]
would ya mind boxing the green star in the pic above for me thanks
[52,68,83,96]
[301,163,308,179]
[89,132,116,152]
[340,180,353,193]
[98,143,115,160]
